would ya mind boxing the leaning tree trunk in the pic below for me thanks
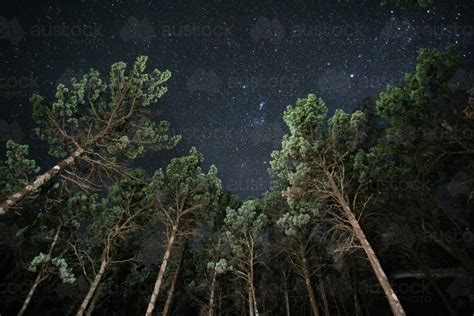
[76,256,108,316]
[162,247,183,316]
[17,271,45,316]
[0,148,84,215]
[145,225,178,316]
[327,176,406,316]
[18,223,62,316]
[300,246,320,316]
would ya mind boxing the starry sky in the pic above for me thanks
[0,0,473,197]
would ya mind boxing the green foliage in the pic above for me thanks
[148,147,222,224]
[207,258,232,274]
[31,55,180,159]
[223,199,267,256]
[28,252,76,284]
[0,140,40,197]
[377,46,461,138]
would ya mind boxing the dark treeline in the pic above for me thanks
[0,46,473,316]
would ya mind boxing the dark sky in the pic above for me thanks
[1,0,473,197]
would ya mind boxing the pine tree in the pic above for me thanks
[222,199,267,316]
[0,56,180,215]
[145,148,222,316]
[271,94,406,315]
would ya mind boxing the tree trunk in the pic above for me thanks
[208,268,218,316]
[248,285,254,316]
[18,223,61,316]
[327,176,406,316]
[0,148,84,215]
[300,247,320,316]
[315,257,330,316]
[76,257,108,316]
[85,285,101,316]
[145,225,178,316]
[283,275,291,316]
[17,271,44,316]
[251,282,259,316]
[208,235,222,316]
[162,247,182,316]
[327,277,341,316]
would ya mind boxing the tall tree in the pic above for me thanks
[222,199,268,316]
[271,94,406,315]
[145,147,222,316]
[0,56,179,215]
[73,169,151,316]
[16,187,92,316]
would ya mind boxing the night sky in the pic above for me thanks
[1,0,473,197]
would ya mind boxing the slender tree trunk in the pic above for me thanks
[316,257,330,316]
[327,176,406,316]
[251,282,259,316]
[85,286,101,316]
[300,247,320,316]
[283,275,291,316]
[18,223,62,316]
[162,247,182,316]
[145,225,178,316]
[208,268,218,316]
[208,235,222,316]
[327,277,341,316]
[248,285,254,316]
[17,271,44,316]
[318,274,330,316]
[76,257,108,316]
[0,148,84,215]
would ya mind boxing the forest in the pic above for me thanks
[0,43,472,316]
[0,0,473,313]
